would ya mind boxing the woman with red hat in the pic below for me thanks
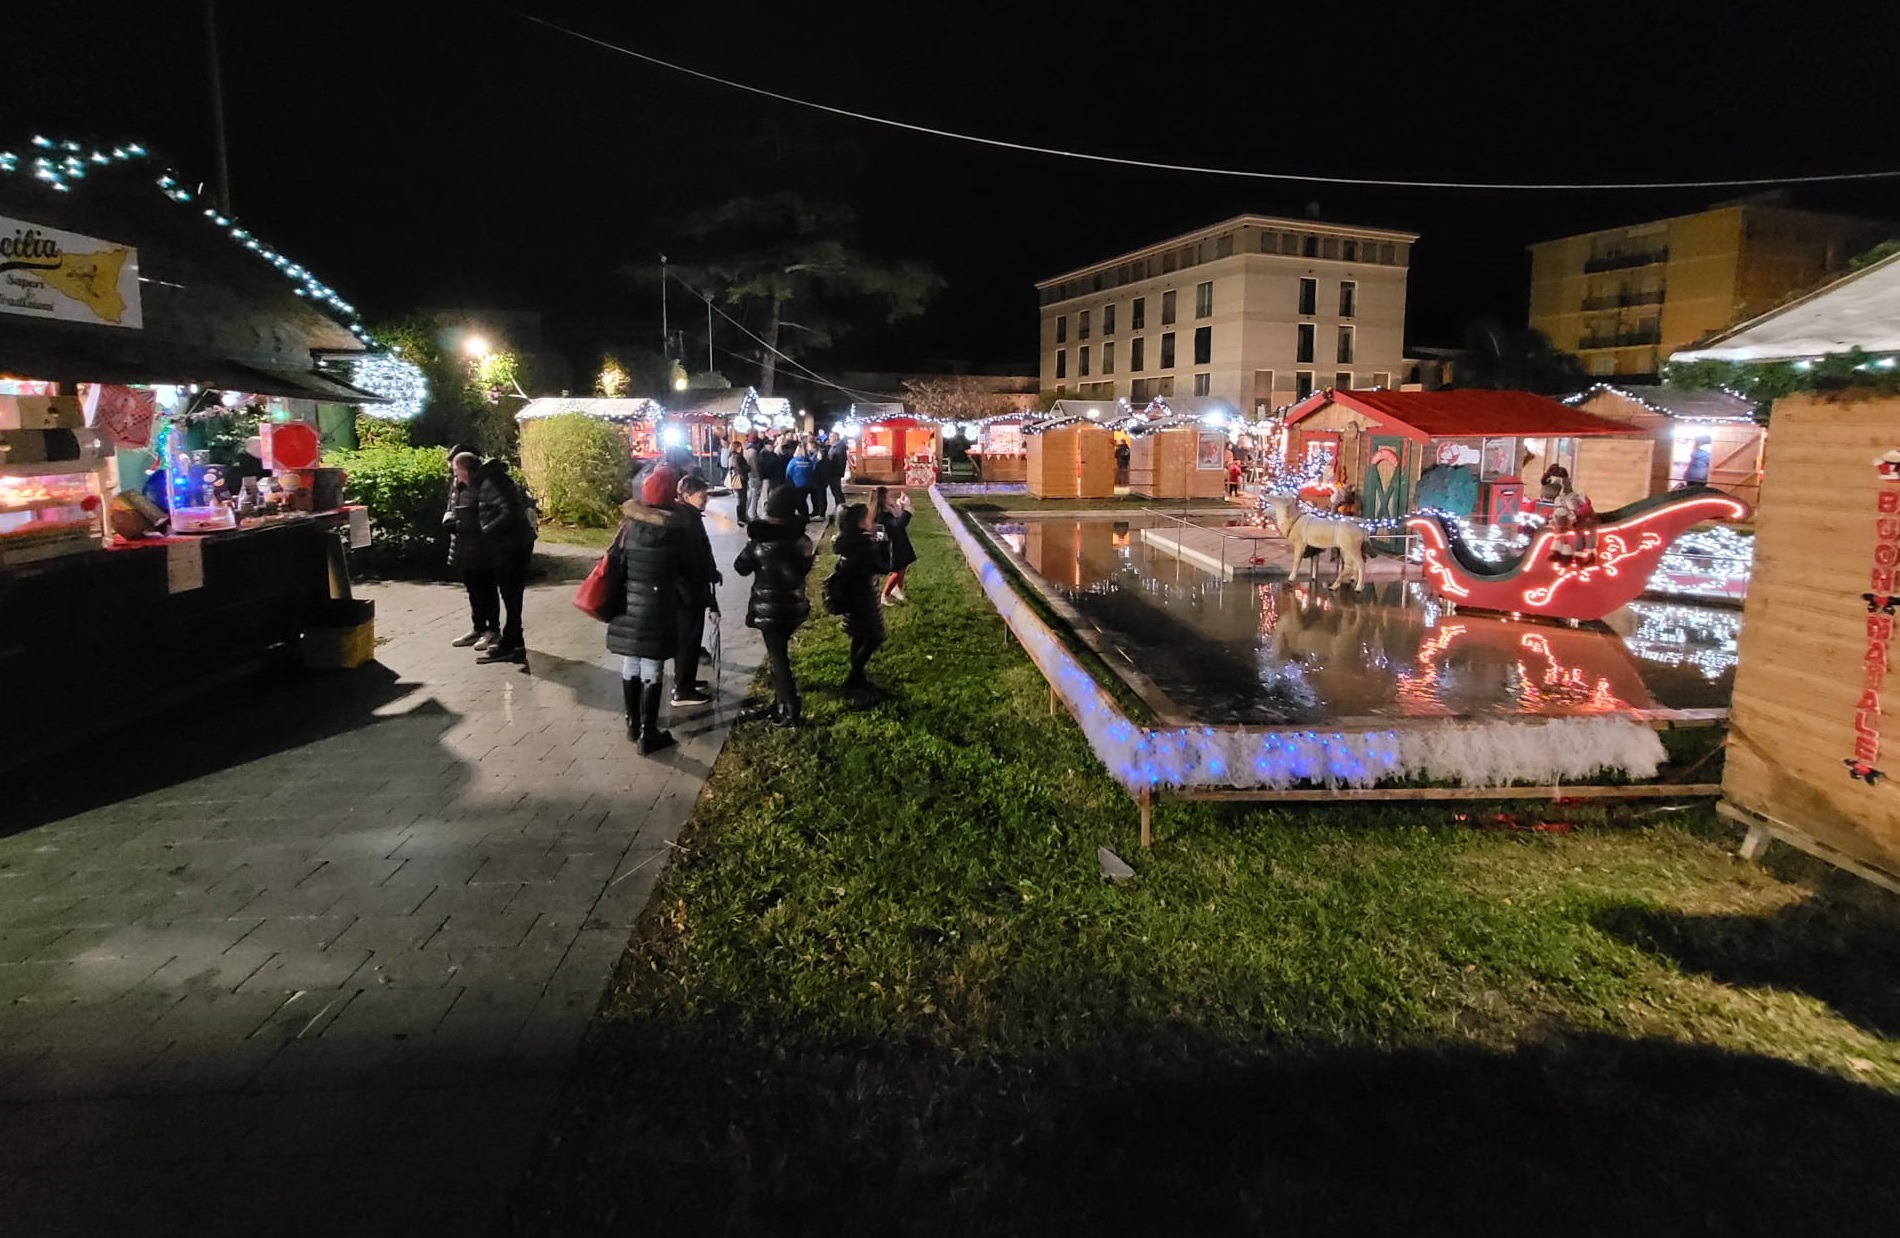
[605,464,701,753]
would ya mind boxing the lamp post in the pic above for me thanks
[659,254,669,359]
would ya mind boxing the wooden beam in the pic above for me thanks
[1715,801,1900,897]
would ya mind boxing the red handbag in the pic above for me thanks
[573,526,627,621]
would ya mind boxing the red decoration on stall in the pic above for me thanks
[1846,459,1900,783]
[1406,488,1749,623]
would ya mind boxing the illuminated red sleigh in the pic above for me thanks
[1405,487,1750,623]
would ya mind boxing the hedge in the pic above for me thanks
[518,414,628,528]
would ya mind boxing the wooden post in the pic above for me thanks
[1049,683,1058,717]
[1138,787,1152,849]
[1738,820,1773,862]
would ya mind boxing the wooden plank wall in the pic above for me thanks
[1576,437,1657,511]
[1723,394,1900,881]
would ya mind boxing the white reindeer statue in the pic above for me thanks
[1261,493,1370,591]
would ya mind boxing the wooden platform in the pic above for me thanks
[1139,524,1415,582]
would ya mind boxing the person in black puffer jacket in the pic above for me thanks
[470,455,537,663]
[669,473,721,708]
[873,486,918,606]
[444,448,498,649]
[828,501,891,702]
[606,465,691,753]
[733,485,814,725]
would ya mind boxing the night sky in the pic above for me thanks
[9,1,1897,381]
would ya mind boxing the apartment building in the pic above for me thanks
[1035,214,1417,416]
[1527,202,1890,380]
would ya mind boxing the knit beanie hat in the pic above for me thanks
[764,484,799,521]
[641,465,680,507]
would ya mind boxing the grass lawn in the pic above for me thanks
[535,522,617,551]
[510,501,1900,1237]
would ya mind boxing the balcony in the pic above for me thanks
[1580,290,1666,311]
[1578,328,1662,351]
[1582,248,1669,273]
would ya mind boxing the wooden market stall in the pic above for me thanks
[1721,394,1900,887]
[847,403,939,487]
[659,387,760,473]
[0,137,381,769]
[1281,388,1648,528]
[1568,383,1765,508]
[966,412,1034,482]
[1127,397,1241,500]
[1025,403,1117,499]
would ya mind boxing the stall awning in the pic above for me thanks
[0,339,383,402]
[1287,389,1634,440]
[1670,251,1900,363]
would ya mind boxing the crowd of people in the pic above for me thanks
[443,430,921,755]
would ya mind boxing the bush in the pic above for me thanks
[518,414,628,527]
[352,413,410,450]
[329,443,450,576]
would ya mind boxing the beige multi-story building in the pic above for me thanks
[1527,202,1889,380]
[1035,214,1417,416]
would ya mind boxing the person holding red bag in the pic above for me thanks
[605,465,694,753]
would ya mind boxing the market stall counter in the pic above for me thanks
[0,509,366,768]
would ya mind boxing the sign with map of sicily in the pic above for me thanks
[0,216,142,329]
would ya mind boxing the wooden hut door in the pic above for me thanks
[1362,434,1411,554]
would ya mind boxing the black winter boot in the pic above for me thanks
[638,682,676,755]
[622,678,642,743]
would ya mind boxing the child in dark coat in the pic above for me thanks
[829,502,891,702]
[733,485,815,725]
[874,486,917,605]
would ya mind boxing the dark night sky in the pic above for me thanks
[8,1,1897,381]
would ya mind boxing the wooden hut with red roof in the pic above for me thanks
[1281,388,1650,527]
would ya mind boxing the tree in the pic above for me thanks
[652,193,941,395]
[1451,319,1590,395]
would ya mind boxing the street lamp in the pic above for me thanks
[463,334,490,360]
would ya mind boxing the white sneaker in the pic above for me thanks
[881,594,895,607]
[892,587,907,602]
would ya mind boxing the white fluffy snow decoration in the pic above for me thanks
[933,491,1669,794]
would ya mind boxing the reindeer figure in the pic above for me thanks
[1262,494,1369,591]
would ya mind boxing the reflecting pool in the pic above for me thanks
[987,516,1739,725]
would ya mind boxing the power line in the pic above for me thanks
[670,273,899,405]
[505,7,1900,193]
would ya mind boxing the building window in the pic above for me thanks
[1253,370,1275,404]
[1302,235,1318,257]
[1321,237,1340,259]
[1371,371,1391,388]
[1296,371,1315,400]
[1381,242,1398,265]
[1160,332,1176,369]
[1131,297,1145,330]
[1259,231,1277,253]
[1055,350,1066,380]
[1297,323,1315,363]
[1103,303,1116,335]
[1215,233,1234,258]
[1131,378,1150,402]
[1079,346,1090,377]
[1193,325,1212,365]
[1193,373,1212,396]
[1103,341,1115,375]
[1338,281,1356,318]
[1158,375,1175,396]
[1078,310,1091,340]
[1161,290,1177,325]
[1337,326,1354,364]
[1298,278,1317,316]
[1282,233,1302,255]
[1335,372,1353,391]
[1342,239,1358,261]
[1195,281,1213,318]
[1056,315,1067,344]
[1130,337,1145,371]
[1161,250,1178,274]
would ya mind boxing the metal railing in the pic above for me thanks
[1580,290,1666,311]
[1578,329,1662,351]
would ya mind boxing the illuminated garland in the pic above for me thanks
[1622,601,1742,681]
[1647,524,1753,599]
[0,135,369,342]
[349,353,429,422]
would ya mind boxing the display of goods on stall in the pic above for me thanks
[846,404,939,487]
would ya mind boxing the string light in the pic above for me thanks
[0,136,371,343]
[349,354,429,422]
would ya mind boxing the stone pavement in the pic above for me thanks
[0,503,764,1237]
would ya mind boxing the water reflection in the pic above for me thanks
[990,517,1738,724]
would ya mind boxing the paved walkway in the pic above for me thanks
[0,505,763,1237]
